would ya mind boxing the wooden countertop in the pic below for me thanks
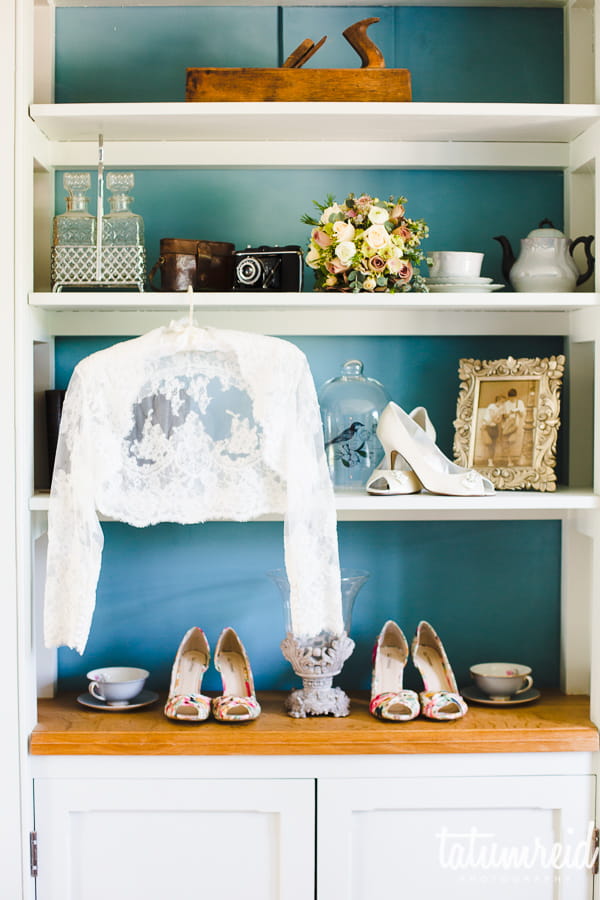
[31,691,598,756]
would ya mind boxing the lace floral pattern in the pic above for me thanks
[45,322,342,652]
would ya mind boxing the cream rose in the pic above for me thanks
[306,247,321,269]
[363,276,377,292]
[332,220,355,243]
[368,205,390,225]
[320,203,342,224]
[363,224,391,251]
[336,240,356,266]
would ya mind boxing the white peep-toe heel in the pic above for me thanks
[372,402,494,497]
[366,406,436,496]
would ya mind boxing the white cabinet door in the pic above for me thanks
[34,777,314,900]
[318,775,596,900]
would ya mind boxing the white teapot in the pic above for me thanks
[494,219,594,292]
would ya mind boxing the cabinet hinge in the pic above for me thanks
[29,831,38,878]
[591,827,599,876]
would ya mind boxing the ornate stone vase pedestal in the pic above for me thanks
[268,568,369,718]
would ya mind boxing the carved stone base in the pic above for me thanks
[280,631,355,717]
[285,684,351,718]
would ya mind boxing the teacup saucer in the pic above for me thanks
[461,685,541,706]
[77,689,159,711]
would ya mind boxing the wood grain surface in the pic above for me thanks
[185,68,412,102]
[31,692,598,756]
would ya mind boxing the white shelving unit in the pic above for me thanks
[4,0,600,897]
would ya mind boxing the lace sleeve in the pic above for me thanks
[283,354,343,639]
[44,367,104,653]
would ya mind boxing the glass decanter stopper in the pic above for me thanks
[102,172,145,247]
[319,359,390,491]
[52,172,96,247]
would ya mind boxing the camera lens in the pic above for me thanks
[236,256,262,286]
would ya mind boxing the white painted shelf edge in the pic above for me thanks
[28,102,600,144]
[30,488,600,520]
[36,0,591,9]
[28,291,600,312]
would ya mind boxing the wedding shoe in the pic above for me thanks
[212,627,261,723]
[411,620,468,720]
[370,620,420,721]
[372,401,494,496]
[164,626,211,721]
[366,406,436,495]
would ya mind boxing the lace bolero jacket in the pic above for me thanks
[44,322,342,653]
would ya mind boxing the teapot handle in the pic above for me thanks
[570,235,595,286]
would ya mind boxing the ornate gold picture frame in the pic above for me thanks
[453,355,565,491]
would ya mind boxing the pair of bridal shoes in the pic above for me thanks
[370,619,468,722]
[366,401,494,497]
[164,626,261,723]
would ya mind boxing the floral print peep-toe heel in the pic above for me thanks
[212,627,261,723]
[164,626,212,721]
[411,620,468,721]
[370,620,420,722]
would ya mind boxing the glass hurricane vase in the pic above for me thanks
[268,568,369,718]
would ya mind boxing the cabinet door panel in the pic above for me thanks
[318,775,595,900]
[35,777,314,900]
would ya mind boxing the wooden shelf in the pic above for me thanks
[31,691,598,756]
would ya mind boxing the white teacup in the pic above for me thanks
[428,251,484,281]
[470,662,533,700]
[87,667,149,706]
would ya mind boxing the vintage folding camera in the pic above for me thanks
[232,245,304,291]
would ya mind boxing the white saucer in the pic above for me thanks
[426,283,505,293]
[426,275,493,285]
[461,685,541,706]
[77,689,159,711]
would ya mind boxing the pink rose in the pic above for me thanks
[392,225,413,241]
[391,204,405,219]
[369,255,386,272]
[327,258,350,275]
[397,261,413,282]
[313,229,332,249]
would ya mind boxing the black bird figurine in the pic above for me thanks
[325,421,365,447]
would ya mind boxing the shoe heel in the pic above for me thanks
[213,627,261,722]
[370,620,420,721]
[411,620,467,720]
[164,626,211,721]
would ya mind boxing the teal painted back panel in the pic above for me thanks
[55,333,564,691]
[56,6,562,103]
[57,519,561,694]
[54,167,565,291]
[53,6,565,694]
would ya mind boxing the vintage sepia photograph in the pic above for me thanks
[472,379,539,469]
[454,356,565,491]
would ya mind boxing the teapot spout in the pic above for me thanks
[493,235,515,284]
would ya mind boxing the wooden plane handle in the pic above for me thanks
[282,39,314,68]
[342,17,385,69]
[282,35,327,68]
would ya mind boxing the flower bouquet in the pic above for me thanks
[302,192,429,293]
